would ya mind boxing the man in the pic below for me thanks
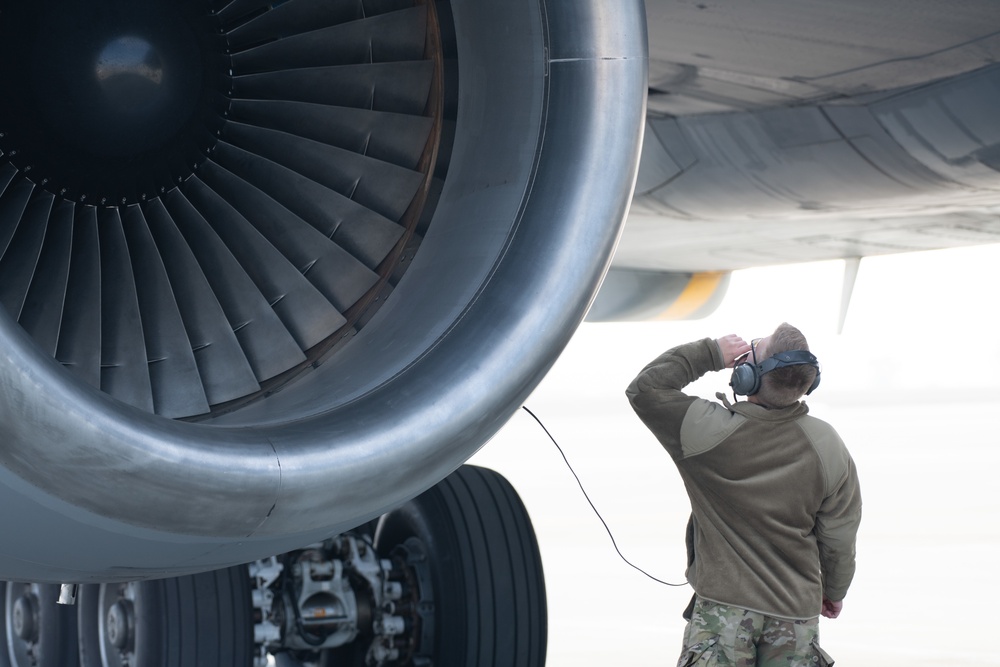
[626,323,861,667]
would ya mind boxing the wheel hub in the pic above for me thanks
[11,593,38,643]
[106,599,135,651]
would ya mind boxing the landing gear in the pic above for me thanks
[77,567,253,667]
[0,582,78,667]
[0,466,546,666]
[372,465,548,667]
[255,465,547,667]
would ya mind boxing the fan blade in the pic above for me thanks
[222,122,425,223]
[198,159,379,312]
[233,61,434,115]
[161,188,307,382]
[0,190,53,320]
[121,205,211,418]
[18,199,74,356]
[181,176,347,350]
[143,198,262,406]
[98,208,154,413]
[225,0,365,49]
[56,206,102,389]
[0,177,34,259]
[232,6,426,72]
[229,100,434,170]
[211,141,405,268]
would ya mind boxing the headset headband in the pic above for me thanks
[758,350,818,377]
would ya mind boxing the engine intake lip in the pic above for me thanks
[0,0,648,582]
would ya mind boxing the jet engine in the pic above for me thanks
[0,0,648,585]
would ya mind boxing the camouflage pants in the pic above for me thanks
[676,597,835,667]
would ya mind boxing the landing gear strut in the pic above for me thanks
[5,466,546,666]
[255,465,547,667]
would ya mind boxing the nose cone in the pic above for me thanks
[41,16,203,158]
[95,36,167,125]
[0,0,224,203]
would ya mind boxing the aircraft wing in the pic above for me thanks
[592,0,1000,322]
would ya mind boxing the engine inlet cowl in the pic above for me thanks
[0,0,648,583]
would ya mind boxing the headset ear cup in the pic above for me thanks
[806,368,821,395]
[730,364,760,396]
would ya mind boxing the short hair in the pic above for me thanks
[757,322,818,408]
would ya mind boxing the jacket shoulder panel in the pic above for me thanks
[679,399,746,458]
[796,414,850,495]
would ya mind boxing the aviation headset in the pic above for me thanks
[730,350,821,397]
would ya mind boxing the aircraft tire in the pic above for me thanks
[77,565,253,667]
[0,582,79,667]
[370,465,547,667]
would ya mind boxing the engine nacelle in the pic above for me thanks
[587,268,730,321]
[0,0,647,582]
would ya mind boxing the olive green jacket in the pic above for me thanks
[626,338,862,620]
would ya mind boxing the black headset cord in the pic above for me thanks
[521,405,688,588]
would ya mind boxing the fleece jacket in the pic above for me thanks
[626,338,862,620]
